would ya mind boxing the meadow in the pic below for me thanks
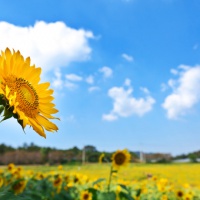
[0,163,200,200]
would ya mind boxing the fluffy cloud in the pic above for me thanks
[0,21,94,72]
[52,71,80,90]
[103,80,155,121]
[88,86,100,92]
[52,70,63,89]
[53,72,96,90]
[122,53,134,62]
[66,74,83,81]
[124,78,131,86]
[65,81,78,90]
[162,65,200,119]
[99,66,113,78]
[140,87,150,95]
[86,75,94,84]
[102,113,118,121]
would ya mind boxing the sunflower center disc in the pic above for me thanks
[83,194,89,200]
[15,78,39,117]
[20,84,35,103]
[115,153,126,165]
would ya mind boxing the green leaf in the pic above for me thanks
[118,184,131,193]
[135,188,142,197]
[92,178,105,186]
[88,188,98,200]
[119,191,134,200]
[98,192,116,200]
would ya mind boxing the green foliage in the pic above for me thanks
[97,191,116,200]
[92,178,105,186]
[0,143,15,154]
[189,153,198,163]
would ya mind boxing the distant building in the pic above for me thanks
[133,151,172,163]
[173,158,200,163]
[144,153,172,163]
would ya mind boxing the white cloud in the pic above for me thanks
[124,78,131,87]
[170,68,178,75]
[52,70,63,89]
[99,66,113,78]
[0,21,94,72]
[65,81,78,90]
[86,75,94,84]
[88,86,100,92]
[140,87,150,94]
[102,113,118,121]
[66,74,83,81]
[161,83,168,92]
[103,81,155,121]
[122,53,134,62]
[162,65,200,119]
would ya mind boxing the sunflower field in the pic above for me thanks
[0,48,200,200]
[0,161,200,200]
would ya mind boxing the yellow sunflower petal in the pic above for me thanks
[29,118,46,138]
[40,96,54,103]
[39,106,59,114]
[36,115,58,132]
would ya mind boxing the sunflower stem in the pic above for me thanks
[107,165,113,192]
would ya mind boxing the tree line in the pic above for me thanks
[0,143,139,165]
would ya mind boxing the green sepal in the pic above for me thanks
[0,107,13,122]
[13,113,25,132]
[17,119,25,132]
[0,105,4,115]
[0,94,6,106]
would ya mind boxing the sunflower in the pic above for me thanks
[80,190,92,200]
[0,177,3,188]
[98,153,105,163]
[176,189,184,198]
[12,179,27,195]
[0,48,59,138]
[53,175,62,187]
[111,149,131,169]
[8,163,15,172]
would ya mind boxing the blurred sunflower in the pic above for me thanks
[12,179,26,195]
[0,48,59,138]
[58,165,63,171]
[111,149,131,169]
[80,190,92,200]
[176,189,184,198]
[7,163,15,172]
[98,153,105,163]
[0,177,3,188]
[53,175,62,187]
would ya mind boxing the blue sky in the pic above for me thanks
[0,0,200,156]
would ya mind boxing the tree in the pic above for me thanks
[189,153,198,163]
